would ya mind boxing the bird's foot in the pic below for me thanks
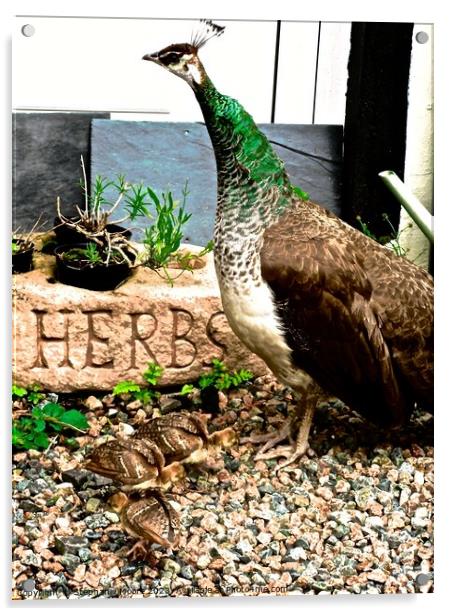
[125,539,155,563]
[240,420,292,455]
[254,441,313,470]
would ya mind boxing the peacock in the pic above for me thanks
[142,20,434,469]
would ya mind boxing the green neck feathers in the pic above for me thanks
[194,76,305,222]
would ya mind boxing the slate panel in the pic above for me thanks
[12,112,109,232]
[91,120,343,247]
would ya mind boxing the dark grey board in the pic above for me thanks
[91,120,343,247]
[13,112,109,231]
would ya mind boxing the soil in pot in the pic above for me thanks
[12,239,34,274]
[53,216,132,245]
[55,243,133,291]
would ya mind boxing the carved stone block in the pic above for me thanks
[12,246,268,392]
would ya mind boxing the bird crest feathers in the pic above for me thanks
[191,19,225,50]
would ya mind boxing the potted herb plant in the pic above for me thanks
[12,217,46,274]
[53,156,157,290]
[12,237,34,274]
[54,156,141,246]
[54,242,135,291]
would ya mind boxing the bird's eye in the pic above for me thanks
[160,51,182,65]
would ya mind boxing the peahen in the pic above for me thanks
[142,20,434,469]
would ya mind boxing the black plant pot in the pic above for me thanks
[54,244,132,291]
[53,216,132,245]
[12,239,34,274]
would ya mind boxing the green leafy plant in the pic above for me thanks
[12,402,89,451]
[12,384,46,405]
[62,243,127,267]
[113,362,163,404]
[356,213,407,257]
[56,156,144,266]
[141,183,192,269]
[135,182,214,286]
[112,381,142,396]
[12,384,27,398]
[143,362,164,386]
[179,384,195,396]
[83,242,103,264]
[172,240,214,272]
[12,241,20,255]
[197,359,253,392]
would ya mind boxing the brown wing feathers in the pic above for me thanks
[261,199,433,426]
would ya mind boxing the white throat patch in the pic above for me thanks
[186,62,202,84]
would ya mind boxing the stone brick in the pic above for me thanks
[12,245,268,392]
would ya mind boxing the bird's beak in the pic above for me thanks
[142,52,159,63]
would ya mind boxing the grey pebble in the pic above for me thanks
[54,535,90,555]
[84,529,103,540]
[289,547,308,561]
[83,513,112,529]
[61,469,91,489]
[21,550,42,567]
[258,483,275,496]
[20,499,41,513]
[160,397,182,413]
[60,553,81,573]
[85,497,102,513]
[332,523,350,538]
[78,548,93,562]
[180,565,194,580]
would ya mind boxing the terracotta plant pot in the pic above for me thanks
[12,239,34,274]
[54,243,133,291]
[53,216,132,245]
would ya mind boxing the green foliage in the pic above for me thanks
[12,402,88,451]
[180,384,195,396]
[113,362,163,404]
[12,241,20,254]
[143,362,164,386]
[141,183,192,268]
[198,359,253,392]
[79,173,129,221]
[123,183,152,221]
[12,384,46,405]
[12,384,27,398]
[356,214,407,257]
[173,240,215,271]
[83,243,103,264]
[62,243,125,266]
[112,381,142,396]
[69,159,151,239]
[356,216,378,242]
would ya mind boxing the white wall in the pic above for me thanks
[12,17,351,125]
[399,24,434,269]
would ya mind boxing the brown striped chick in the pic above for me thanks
[108,491,179,562]
[84,438,185,491]
[134,412,236,466]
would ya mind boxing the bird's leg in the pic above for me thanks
[241,419,293,451]
[243,382,321,469]
[126,539,150,561]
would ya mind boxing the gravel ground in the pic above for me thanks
[12,373,434,599]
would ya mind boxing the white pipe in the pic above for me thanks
[379,170,433,244]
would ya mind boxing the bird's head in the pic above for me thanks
[142,19,225,87]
